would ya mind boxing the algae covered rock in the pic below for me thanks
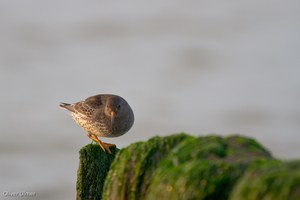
[76,144,118,200]
[145,135,272,200]
[102,133,191,200]
[76,133,300,200]
[102,134,272,200]
[230,160,300,200]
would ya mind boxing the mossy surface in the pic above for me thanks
[77,134,300,200]
[230,160,300,200]
[102,134,273,200]
[76,144,118,200]
[102,133,191,200]
[145,135,272,200]
[224,135,272,162]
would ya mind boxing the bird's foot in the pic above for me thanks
[87,133,115,154]
[100,142,116,154]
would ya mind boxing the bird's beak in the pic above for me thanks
[110,111,116,128]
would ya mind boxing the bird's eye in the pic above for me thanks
[117,105,121,109]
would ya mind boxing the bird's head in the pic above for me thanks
[105,96,126,128]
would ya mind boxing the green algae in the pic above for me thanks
[76,144,118,200]
[230,160,300,200]
[146,159,243,200]
[102,133,192,200]
[224,135,272,162]
[145,135,271,200]
[102,134,272,200]
[76,133,300,200]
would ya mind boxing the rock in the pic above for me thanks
[102,134,272,200]
[102,133,190,200]
[144,135,272,200]
[229,159,300,200]
[76,133,300,200]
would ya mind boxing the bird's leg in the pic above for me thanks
[103,142,116,148]
[87,133,99,143]
[86,133,113,154]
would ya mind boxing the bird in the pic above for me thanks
[59,94,134,154]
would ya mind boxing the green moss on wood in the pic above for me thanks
[76,144,118,200]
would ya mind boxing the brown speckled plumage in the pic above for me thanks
[60,94,134,153]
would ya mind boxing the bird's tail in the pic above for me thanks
[59,102,75,112]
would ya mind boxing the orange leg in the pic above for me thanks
[87,133,115,154]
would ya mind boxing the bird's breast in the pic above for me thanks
[71,112,111,137]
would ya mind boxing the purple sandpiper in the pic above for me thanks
[60,94,134,154]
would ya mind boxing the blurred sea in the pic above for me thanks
[0,0,299,199]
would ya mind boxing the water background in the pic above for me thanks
[0,0,300,199]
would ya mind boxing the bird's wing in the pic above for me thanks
[84,95,104,107]
[73,95,104,118]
